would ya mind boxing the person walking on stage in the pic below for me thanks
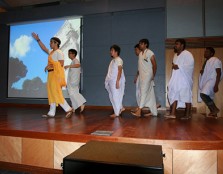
[32,32,73,118]
[105,45,126,118]
[165,39,194,119]
[131,39,158,117]
[133,44,141,111]
[198,47,222,118]
[64,49,86,113]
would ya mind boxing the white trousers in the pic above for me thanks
[48,100,71,116]
[106,81,125,116]
[68,86,86,110]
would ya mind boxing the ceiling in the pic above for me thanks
[0,0,89,12]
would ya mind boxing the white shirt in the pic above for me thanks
[48,49,64,61]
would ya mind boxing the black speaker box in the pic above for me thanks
[63,140,164,174]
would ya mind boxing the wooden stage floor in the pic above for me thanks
[1,104,223,150]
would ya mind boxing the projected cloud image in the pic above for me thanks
[8,18,81,98]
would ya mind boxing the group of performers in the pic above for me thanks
[31,33,222,119]
[105,38,222,119]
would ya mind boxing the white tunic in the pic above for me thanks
[105,57,125,116]
[138,49,157,115]
[67,58,86,110]
[168,50,194,108]
[198,57,222,101]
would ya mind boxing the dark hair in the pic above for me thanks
[139,39,149,48]
[110,44,121,56]
[175,38,186,50]
[134,44,140,49]
[51,37,61,47]
[206,47,215,56]
[68,49,77,56]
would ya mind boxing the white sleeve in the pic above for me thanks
[116,58,123,66]
[147,50,154,59]
[214,59,222,69]
[56,50,64,61]
[74,59,80,65]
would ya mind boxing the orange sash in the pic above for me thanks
[47,51,66,106]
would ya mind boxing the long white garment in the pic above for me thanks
[136,78,140,106]
[67,58,86,110]
[105,57,125,116]
[48,101,72,116]
[198,57,222,102]
[138,49,157,115]
[168,50,194,108]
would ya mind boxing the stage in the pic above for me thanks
[0,104,223,174]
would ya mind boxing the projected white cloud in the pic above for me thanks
[10,35,32,58]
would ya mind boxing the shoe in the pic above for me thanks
[65,109,73,118]
[80,105,85,113]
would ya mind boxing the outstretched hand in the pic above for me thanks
[32,32,39,40]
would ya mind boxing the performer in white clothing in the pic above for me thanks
[132,43,161,113]
[64,49,86,113]
[198,47,222,118]
[131,39,157,117]
[165,39,194,119]
[105,45,126,118]
[133,44,141,108]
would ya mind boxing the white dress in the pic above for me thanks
[198,57,222,101]
[105,57,125,116]
[138,49,157,115]
[168,50,194,108]
[67,58,86,110]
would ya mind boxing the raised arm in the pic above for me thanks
[32,32,49,54]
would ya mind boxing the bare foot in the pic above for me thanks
[164,114,176,119]
[80,105,85,113]
[131,110,141,117]
[66,109,73,118]
[144,113,153,117]
[131,107,139,112]
[206,113,218,119]
[119,108,125,114]
[156,104,161,108]
[42,114,54,118]
[110,114,119,118]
